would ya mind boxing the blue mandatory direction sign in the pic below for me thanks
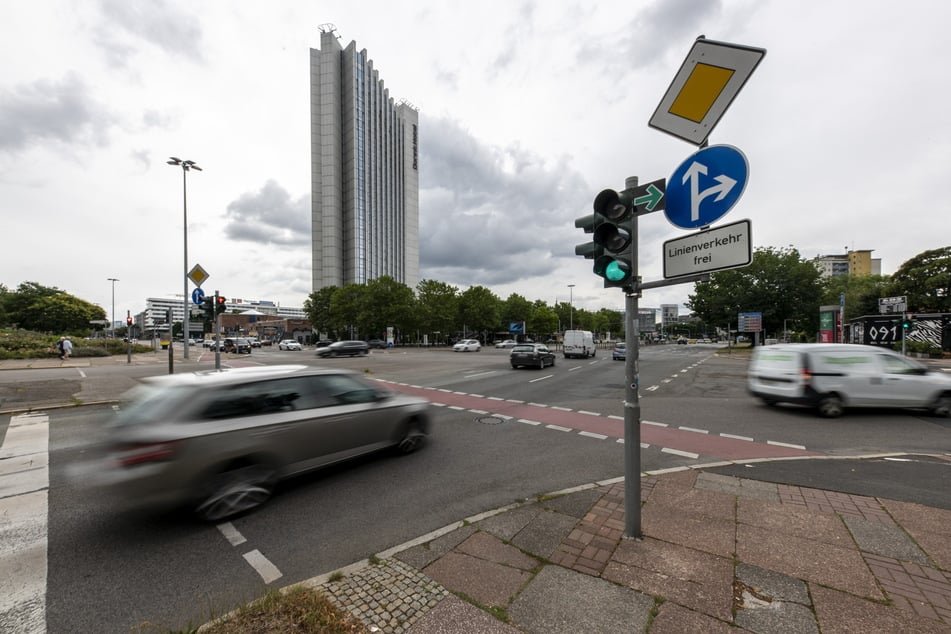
[665,144,749,229]
[191,287,205,305]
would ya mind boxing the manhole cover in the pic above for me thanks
[477,416,505,425]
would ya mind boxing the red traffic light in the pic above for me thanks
[216,296,226,305]
[126,317,133,326]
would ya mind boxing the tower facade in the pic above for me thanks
[310,26,419,292]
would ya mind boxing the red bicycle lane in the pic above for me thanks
[381,381,823,462]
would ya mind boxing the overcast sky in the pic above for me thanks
[2,1,949,323]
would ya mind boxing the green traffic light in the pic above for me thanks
[605,259,628,282]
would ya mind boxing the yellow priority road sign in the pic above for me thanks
[650,36,765,146]
[188,264,209,287]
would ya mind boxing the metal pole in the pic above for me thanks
[568,284,575,330]
[126,310,132,364]
[623,175,642,539]
[215,290,222,370]
[108,278,119,338]
[182,167,190,360]
[167,308,174,374]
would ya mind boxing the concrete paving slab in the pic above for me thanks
[475,505,539,542]
[406,596,520,634]
[842,514,929,563]
[422,552,531,608]
[604,536,734,621]
[880,499,951,571]
[507,565,653,634]
[736,523,884,600]
[537,488,602,518]
[395,525,478,570]
[642,504,736,558]
[510,509,578,560]
[456,532,538,571]
[649,601,745,633]
[737,496,855,548]
[736,563,810,605]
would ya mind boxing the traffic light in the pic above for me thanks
[201,297,215,321]
[126,316,133,326]
[902,314,914,330]
[590,188,637,291]
[215,295,227,316]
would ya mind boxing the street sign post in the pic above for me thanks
[878,295,907,314]
[663,218,752,279]
[665,144,748,229]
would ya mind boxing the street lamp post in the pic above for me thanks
[167,157,202,360]
[568,284,575,331]
[107,278,119,338]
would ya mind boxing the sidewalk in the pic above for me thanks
[299,467,951,633]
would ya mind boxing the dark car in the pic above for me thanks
[366,339,387,349]
[510,343,555,369]
[315,339,334,348]
[612,342,626,361]
[89,365,431,521]
[223,337,252,354]
[316,340,370,357]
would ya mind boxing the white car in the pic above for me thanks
[453,339,481,352]
[278,340,303,351]
[495,339,517,349]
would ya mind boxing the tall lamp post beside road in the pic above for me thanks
[167,157,202,359]
[568,284,575,331]
[107,278,119,337]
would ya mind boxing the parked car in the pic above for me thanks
[278,339,303,351]
[748,343,951,418]
[612,342,627,361]
[223,337,252,354]
[510,343,556,369]
[205,341,225,351]
[203,339,218,348]
[316,340,369,357]
[677,338,688,345]
[453,339,481,352]
[247,337,262,348]
[495,339,517,349]
[366,339,387,349]
[89,365,431,520]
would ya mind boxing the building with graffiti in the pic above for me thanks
[848,313,950,352]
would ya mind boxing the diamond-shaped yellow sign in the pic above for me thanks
[188,264,210,287]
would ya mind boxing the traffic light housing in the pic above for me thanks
[201,297,215,321]
[902,314,914,330]
[574,188,637,291]
[126,316,133,326]
[215,295,227,316]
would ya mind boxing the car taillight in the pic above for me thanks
[114,441,180,467]
[800,368,812,383]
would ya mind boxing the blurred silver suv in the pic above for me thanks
[92,365,431,520]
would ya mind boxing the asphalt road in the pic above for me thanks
[4,343,950,632]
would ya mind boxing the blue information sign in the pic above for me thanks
[665,145,749,229]
[191,287,205,305]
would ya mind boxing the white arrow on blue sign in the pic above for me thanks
[191,287,205,305]
[665,144,749,229]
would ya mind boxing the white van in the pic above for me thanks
[563,330,596,359]
[748,343,951,418]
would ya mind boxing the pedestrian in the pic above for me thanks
[56,337,66,359]
[62,337,73,360]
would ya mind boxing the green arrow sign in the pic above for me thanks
[632,178,666,213]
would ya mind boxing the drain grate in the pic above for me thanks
[477,416,505,425]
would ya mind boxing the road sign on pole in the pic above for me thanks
[649,37,766,146]
[663,219,752,278]
[191,287,205,305]
[878,296,907,314]
[665,145,748,229]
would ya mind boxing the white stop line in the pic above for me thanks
[0,412,50,633]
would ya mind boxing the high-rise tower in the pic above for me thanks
[310,25,419,292]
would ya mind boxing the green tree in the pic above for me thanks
[328,284,367,339]
[362,276,415,339]
[415,279,458,341]
[886,246,951,313]
[687,246,824,338]
[303,286,337,336]
[821,274,891,321]
[501,294,533,329]
[3,281,105,333]
[458,286,500,338]
[528,304,558,339]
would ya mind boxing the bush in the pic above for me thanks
[0,329,151,360]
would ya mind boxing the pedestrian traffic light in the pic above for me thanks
[215,295,227,316]
[591,188,637,291]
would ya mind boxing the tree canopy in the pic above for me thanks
[886,246,951,313]
[0,281,106,334]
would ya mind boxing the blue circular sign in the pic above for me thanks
[191,287,205,305]
[665,144,749,229]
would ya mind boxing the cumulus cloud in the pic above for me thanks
[223,179,310,246]
[0,73,116,152]
[418,114,589,288]
[95,0,204,66]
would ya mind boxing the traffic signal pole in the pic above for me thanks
[623,176,643,540]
